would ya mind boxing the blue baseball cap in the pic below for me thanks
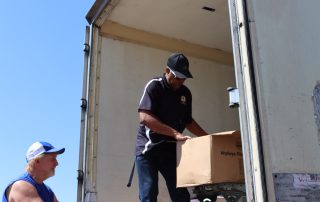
[26,141,65,162]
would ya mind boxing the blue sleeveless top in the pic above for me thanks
[2,172,54,202]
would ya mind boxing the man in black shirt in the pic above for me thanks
[135,53,208,202]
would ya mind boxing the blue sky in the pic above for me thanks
[0,1,94,201]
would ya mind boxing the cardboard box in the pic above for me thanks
[176,130,244,187]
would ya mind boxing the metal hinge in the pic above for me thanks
[227,87,239,108]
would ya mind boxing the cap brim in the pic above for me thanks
[45,148,65,154]
[169,68,193,79]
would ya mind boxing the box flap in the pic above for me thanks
[212,130,240,136]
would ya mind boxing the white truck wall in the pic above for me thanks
[94,37,239,201]
[247,0,320,199]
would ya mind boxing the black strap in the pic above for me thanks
[127,158,136,187]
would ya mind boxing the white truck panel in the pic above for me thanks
[246,0,320,200]
[249,0,320,173]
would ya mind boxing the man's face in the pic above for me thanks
[38,153,59,177]
[166,70,186,91]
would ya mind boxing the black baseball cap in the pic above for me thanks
[166,53,193,79]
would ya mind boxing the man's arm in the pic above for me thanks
[7,181,42,202]
[54,194,59,202]
[186,118,208,137]
[139,110,191,141]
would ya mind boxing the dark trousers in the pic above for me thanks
[135,151,190,202]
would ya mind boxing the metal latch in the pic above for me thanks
[227,87,239,108]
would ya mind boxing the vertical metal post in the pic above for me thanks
[228,0,267,201]
[77,25,90,202]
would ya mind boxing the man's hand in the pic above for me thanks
[140,111,192,140]
[174,132,191,141]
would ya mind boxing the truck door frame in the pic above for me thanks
[228,0,268,201]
